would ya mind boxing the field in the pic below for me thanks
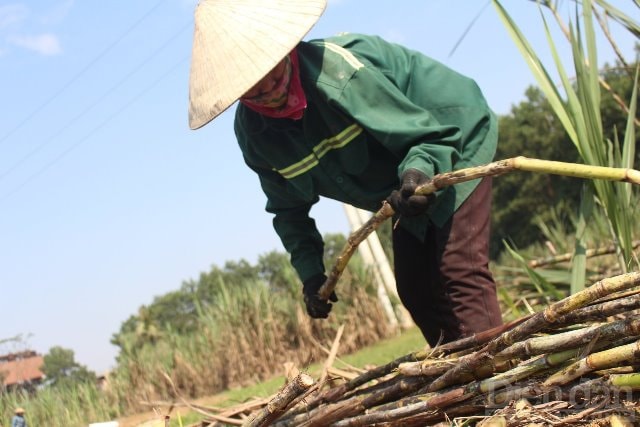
[2,0,638,425]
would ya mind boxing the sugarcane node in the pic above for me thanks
[543,307,559,323]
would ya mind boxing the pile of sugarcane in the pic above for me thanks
[194,271,640,427]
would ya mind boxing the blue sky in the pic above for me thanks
[0,0,637,373]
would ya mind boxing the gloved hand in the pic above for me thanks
[386,169,434,216]
[303,274,338,319]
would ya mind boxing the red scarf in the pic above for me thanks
[240,49,307,120]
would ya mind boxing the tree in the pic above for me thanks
[490,57,638,258]
[258,250,298,295]
[42,346,96,387]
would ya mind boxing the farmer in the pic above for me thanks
[11,408,26,427]
[188,0,503,346]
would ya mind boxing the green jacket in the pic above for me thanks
[234,33,498,282]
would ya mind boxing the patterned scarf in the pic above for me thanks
[240,49,307,120]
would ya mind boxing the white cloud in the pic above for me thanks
[8,33,62,55]
[0,3,69,56]
[0,4,28,30]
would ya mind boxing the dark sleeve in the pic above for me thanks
[238,139,325,283]
[259,165,325,282]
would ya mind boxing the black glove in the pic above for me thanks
[386,169,434,216]
[302,274,338,319]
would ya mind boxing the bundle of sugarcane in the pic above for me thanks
[223,271,640,427]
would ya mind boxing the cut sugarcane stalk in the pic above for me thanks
[319,156,640,300]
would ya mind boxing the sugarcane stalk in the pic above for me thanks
[528,241,640,268]
[543,340,640,387]
[333,403,482,427]
[361,391,437,415]
[552,293,640,325]
[242,373,315,427]
[282,349,428,420]
[496,315,640,360]
[275,375,420,425]
[432,315,532,355]
[283,376,425,427]
[319,203,394,300]
[570,372,640,396]
[489,341,635,406]
[399,354,516,380]
[496,324,602,360]
[319,324,344,385]
[487,383,546,407]
[595,366,637,375]
[428,271,640,392]
[318,157,640,299]
[608,373,640,389]
[397,405,486,427]
[590,288,640,305]
[397,358,460,377]
[347,319,527,385]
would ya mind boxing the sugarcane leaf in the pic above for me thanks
[571,184,593,294]
[536,269,573,284]
[504,241,565,300]
[497,286,523,318]
[544,1,636,271]
[592,0,640,37]
[567,1,603,151]
[492,0,578,143]
[583,0,601,105]
[621,65,638,173]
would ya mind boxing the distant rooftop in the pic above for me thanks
[0,351,44,387]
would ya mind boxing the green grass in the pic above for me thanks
[167,327,425,426]
[341,327,425,367]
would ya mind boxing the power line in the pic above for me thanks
[0,20,192,183]
[448,1,491,58]
[0,53,190,204]
[0,0,168,148]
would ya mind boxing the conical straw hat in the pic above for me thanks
[188,0,327,130]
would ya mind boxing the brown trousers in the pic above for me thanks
[392,177,502,347]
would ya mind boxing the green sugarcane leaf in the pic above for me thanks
[504,241,565,300]
[542,18,589,156]
[621,65,638,172]
[583,0,601,106]
[571,184,593,294]
[497,286,523,318]
[592,0,640,37]
[492,0,578,143]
